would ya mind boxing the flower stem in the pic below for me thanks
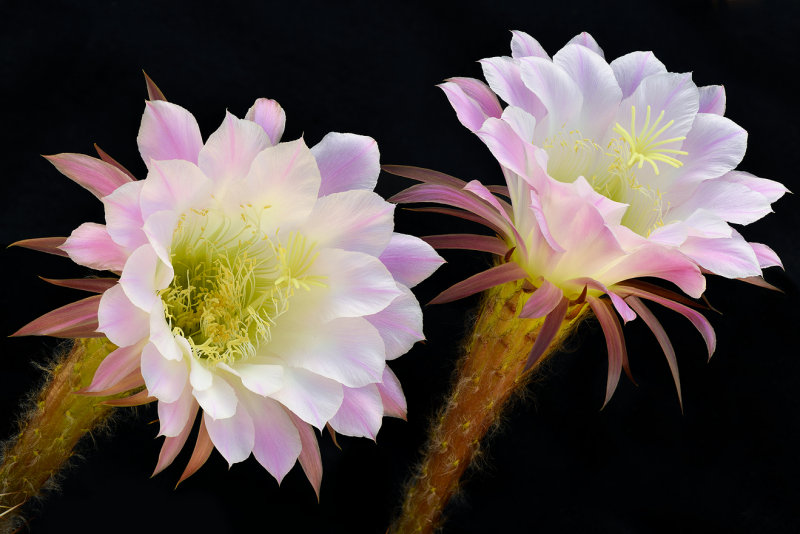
[0,338,118,531]
[391,281,589,533]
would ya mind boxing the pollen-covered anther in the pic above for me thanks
[613,105,688,175]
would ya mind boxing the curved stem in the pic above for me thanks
[0,338,118,532]
[391,281,589,533]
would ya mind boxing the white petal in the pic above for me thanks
[609,51,666,99]
[311,132,380,196]
[139,159,214,220]
[204,402,254,466]
[680,232,761,279]
[239,393,301,482]
[519,56,583,137]
[329,383,383,439]
[97,284,149,347]
[157,383,195,437]
[189,354,214,391]
[103,180,147,251]
[269,367,343,429]
[302,190,395,256]
[148,304,182,361]
[224,363,284,397]
[198,111,270,183]
[565,32,604,58]
[378,233,444,288]
[119,244,172,311]
[141,342,189,403]
[480,56,546,120]
[365,284,424,360]
[510,30,549,59]
[194,372,238,420]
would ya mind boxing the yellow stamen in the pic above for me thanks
[613,105,688,175]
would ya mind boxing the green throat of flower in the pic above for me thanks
[159,207,325,365]
[543,105,688,237]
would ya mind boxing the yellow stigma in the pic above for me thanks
[613,105,688,175]
[160,208,325,365]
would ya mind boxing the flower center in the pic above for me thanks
[612,105,688,176]
[160,207,324,365]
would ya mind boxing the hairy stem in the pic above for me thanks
[0,338,118,531]
[391,281,589,534]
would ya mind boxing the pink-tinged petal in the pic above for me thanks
[377,366,406,419]
[137,100,203,168]
[366,284,424,360]
[668,113,747,196]
[44,153,132,199]
[305,248,402,321]
[698,85,726,115]
[439,77,502,132]
[12,295,101,338]
[430,262,528,305]
[158,384,196,437]
[670,179,772,225]
[329,383,383,439]
[271,316,385,388]
[204,402,255,466]
[609,51,666,99]
[311,133,379,197]
[239,394,301,482]
[222,362,283,397]
[476,117,549,192]
[193,373,238,420]
[379,233,445,288]
[588,296,628,408]
[86,340,146,392]
[141,342,189,404]
[615,284,716,359]
[198,111,270,183]
[102,180,147,251]
[510,30,549,59]
[103,389,155,407]
[500,106,537,143]
[565,32,604,58]
[40,277,117,293]
[519,56,583,135]
[139,159,213,220]
[621,72,698,148]
[153,403,198,477]
[567,278,636,323]
[680,234,761,279]
[721,170,790,204]
[143,71,167,101]
[480,56,546,119]
[422,234,508,255]
[61,223,128,271]
[381,165,466,189]
[553,44,622,138]
[627,296,683,410]
[119,244,172,311]
[142,210,178,266]
[463,180,512,220]
[149,308,182,362]
[245,98,286,145]
[303,190,394,256]
[520,279,564,319]
[94,143,137,181]
[177,418,214,486]
[524,296,568,371]
[10,237,68,257]
[596,245,706,299]
[242,138,321,226]
[287,412,323,498]
[270,367,343,429]
[751,243,783,269]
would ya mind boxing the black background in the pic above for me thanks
[1,1,799,532]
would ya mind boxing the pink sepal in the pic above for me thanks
[176,417,214,487]
[288,412,323,500]
[588,296,629,408]
[377,366,407,420]
[44,153,132,199]
[143,71,167,101]
[429,262,528,305]
[524,297,568,372]
[76,369,145,397]
[94,144,137,182]
[520,279,563,319]
[12,295,102,338]
[40,277,117,293]
[153,404,198,477]
[85,341,145,393]
[381,165,466,189]
[10,237,69,257]
[422,234,508,255]
[102,389,156,407]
